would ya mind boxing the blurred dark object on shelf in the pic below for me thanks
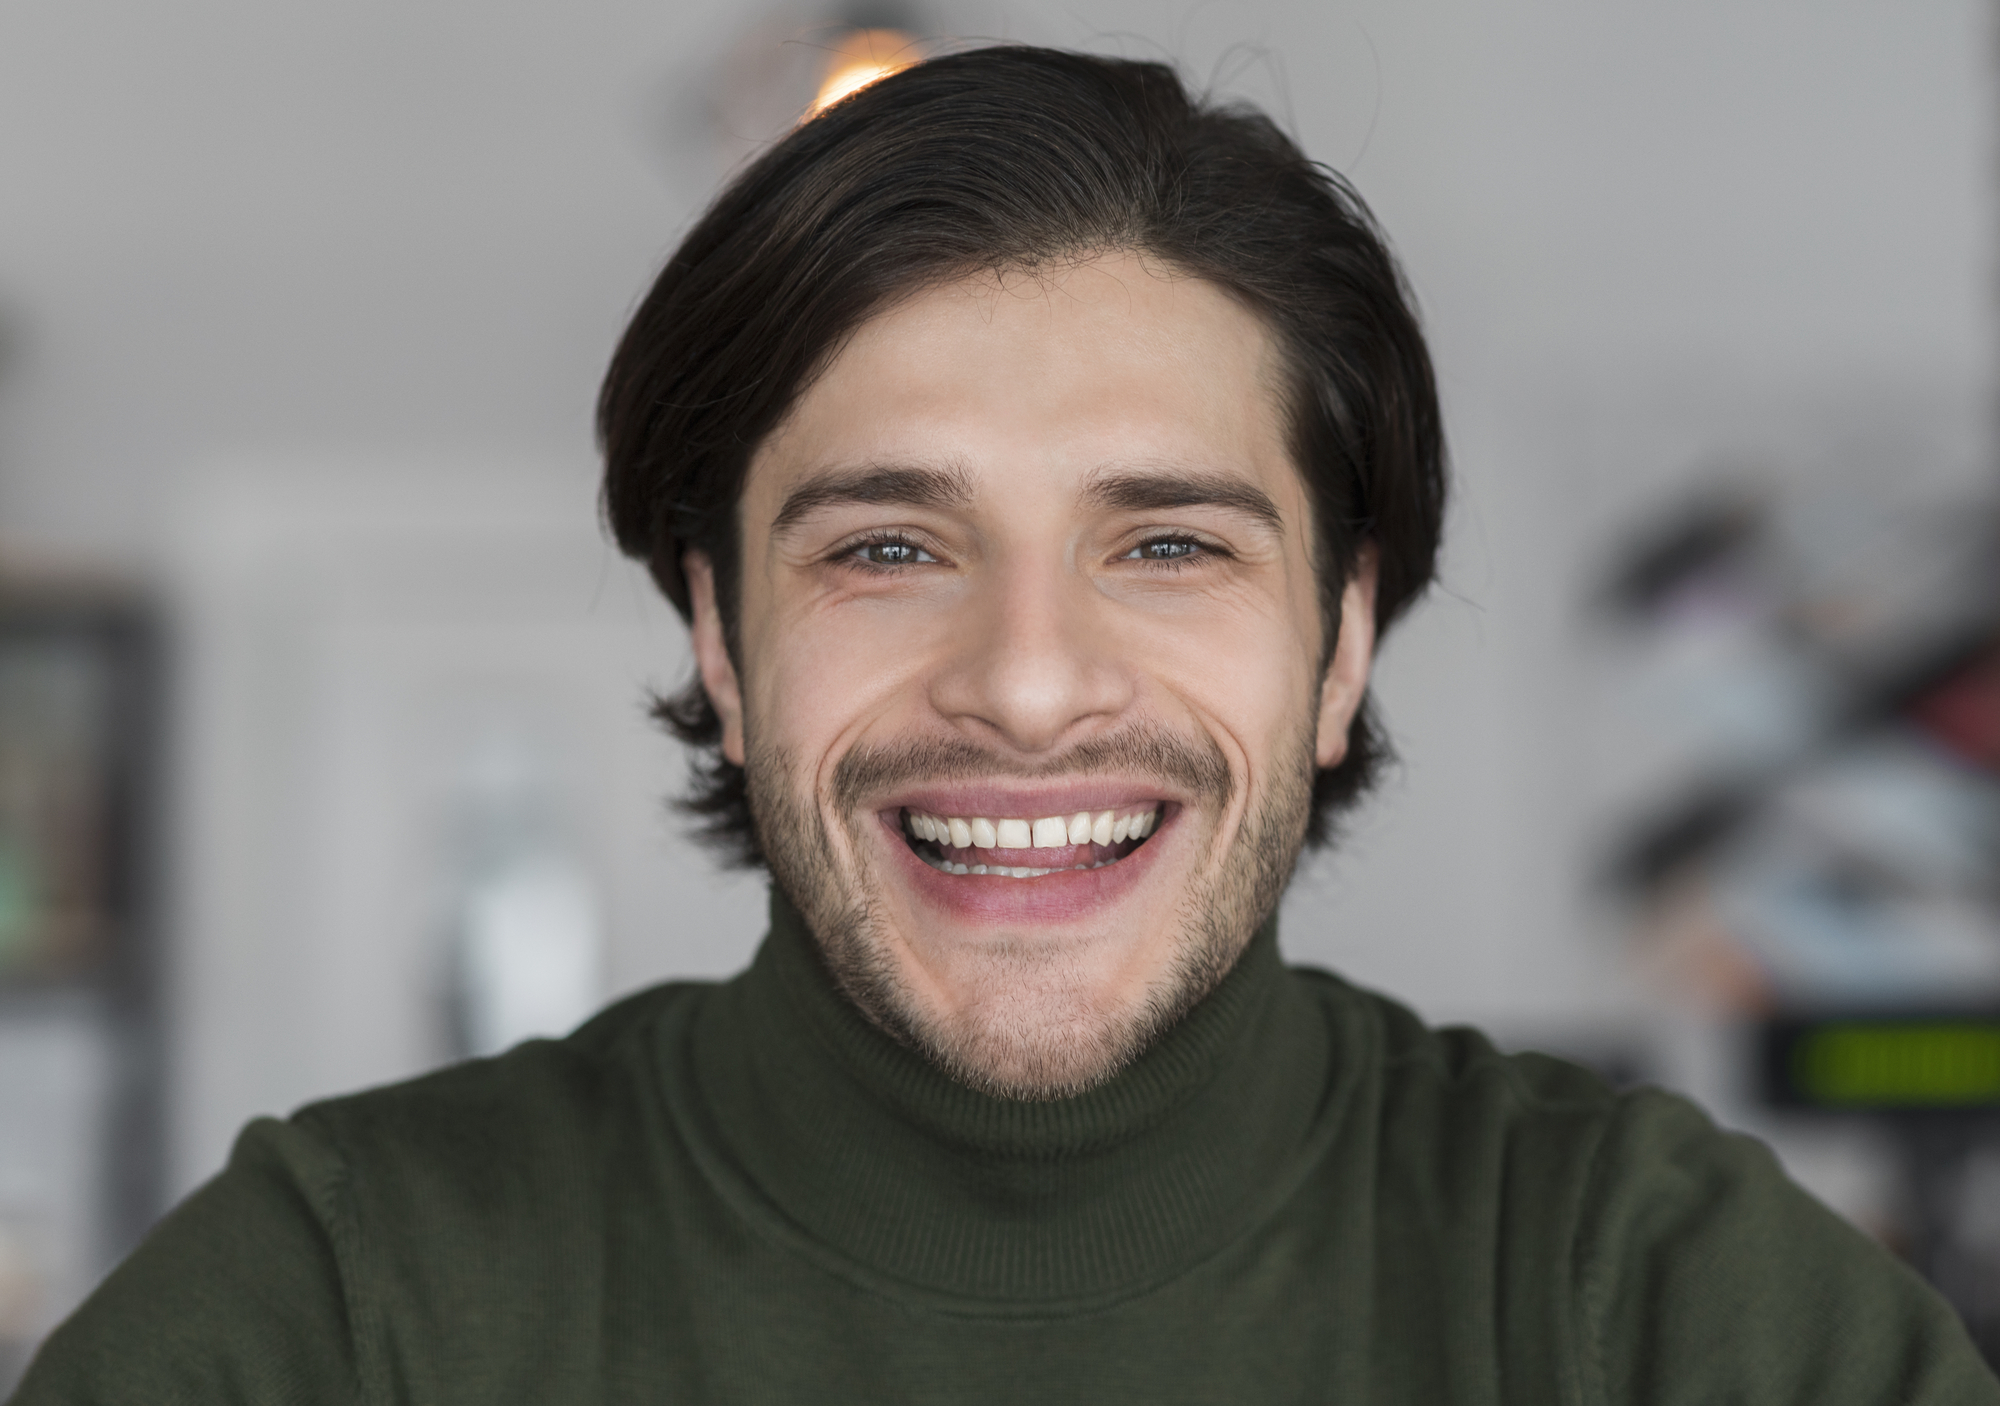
[1598,480,2000,1011]
[0,576,164,1392]
[1593,474,2000,1365]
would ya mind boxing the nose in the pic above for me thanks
[928,552,1135,756]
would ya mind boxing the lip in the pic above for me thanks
[875,800,1177,926]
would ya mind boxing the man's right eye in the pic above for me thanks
[854,538,937,566]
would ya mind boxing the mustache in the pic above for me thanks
[828,724,1235,817]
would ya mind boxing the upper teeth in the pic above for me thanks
[906,807,1158,849]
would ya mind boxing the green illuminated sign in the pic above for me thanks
[1794,1023,2000,1108]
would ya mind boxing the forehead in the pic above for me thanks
[745,251,1299,514]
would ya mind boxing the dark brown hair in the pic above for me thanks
[599,45,1446,867]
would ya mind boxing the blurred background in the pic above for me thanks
[1,0,1996,1383]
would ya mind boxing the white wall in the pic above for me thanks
[0,1,1990,1195]
[164,456,769,1193]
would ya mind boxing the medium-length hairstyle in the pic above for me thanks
[599,44,1447,867]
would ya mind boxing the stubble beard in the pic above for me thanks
[746,719,1318,1102]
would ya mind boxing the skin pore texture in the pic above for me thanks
[687,250,1377,1099]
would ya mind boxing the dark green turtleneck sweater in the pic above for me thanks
[16,893,1997,1403]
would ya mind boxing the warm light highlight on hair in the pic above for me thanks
[806,30,917,119]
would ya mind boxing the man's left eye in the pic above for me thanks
[1126,538,1203,561]
[856,540,936,565]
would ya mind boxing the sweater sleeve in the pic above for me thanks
[8,1118,365,1406]
[1573,1088,2000,1406]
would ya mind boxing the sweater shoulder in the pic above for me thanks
[294,978,708,1152]
[279,978,715,1276]
[276,980,718,1401]
[1284,967,1999,1403]
[1286,962,1624,1116]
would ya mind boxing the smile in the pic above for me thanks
[901,805,1162,879]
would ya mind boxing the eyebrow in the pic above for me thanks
[1081,468,1286,534]
[769,464,977,534]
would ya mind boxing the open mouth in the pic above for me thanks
[898,805,1165,878]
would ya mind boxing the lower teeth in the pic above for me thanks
[917,850,1121,879]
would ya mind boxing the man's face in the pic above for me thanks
[687,250,1376,1097]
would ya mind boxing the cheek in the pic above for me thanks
[746,597,946,745]
[1125,594,1318,737]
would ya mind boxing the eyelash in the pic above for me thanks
[836,532,939,570]
[1124,534,1226,570]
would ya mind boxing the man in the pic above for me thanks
[15,44,1997,1405]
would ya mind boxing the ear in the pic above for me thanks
[684,551,747,766]
[1315,545,1380,769]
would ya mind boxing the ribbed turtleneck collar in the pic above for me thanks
[672,889,1343,1307]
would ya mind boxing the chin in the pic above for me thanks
[907,960,1164,1100]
